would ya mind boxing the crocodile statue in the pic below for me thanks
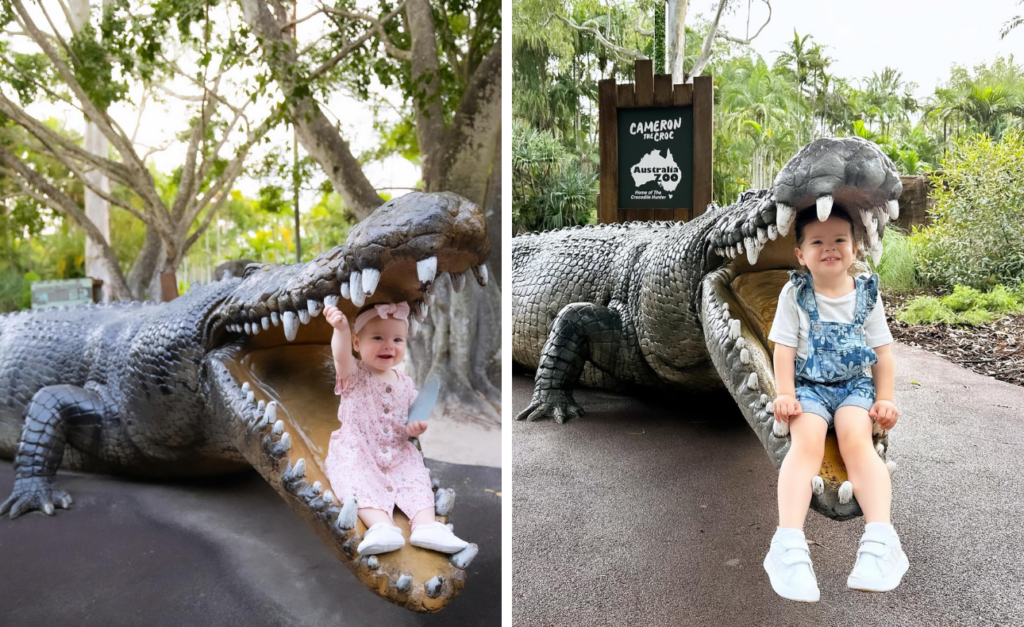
[0,191,490,613]
[513,136,902,520]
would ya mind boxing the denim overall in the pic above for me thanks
[789,270,879,427]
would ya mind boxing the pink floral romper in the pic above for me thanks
[325,360,434,519]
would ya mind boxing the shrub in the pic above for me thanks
[897,283,1024,326]
[512,120,597,233]
[872,226,919,293]
[910,129,1024,290]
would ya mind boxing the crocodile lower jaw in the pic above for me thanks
[701,232,893,521]
[204,327,472,612]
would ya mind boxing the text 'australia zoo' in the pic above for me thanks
[629,117,683,141]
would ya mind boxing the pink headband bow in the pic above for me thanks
[353,301,411,334]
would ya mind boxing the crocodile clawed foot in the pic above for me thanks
[515,389,584,423]
[0,476,73,519]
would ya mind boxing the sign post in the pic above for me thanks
[598,59,713,224]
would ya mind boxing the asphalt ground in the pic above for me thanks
[513,342,1024,627]
[0,458,500,626]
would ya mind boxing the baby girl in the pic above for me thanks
[323,301,469,556]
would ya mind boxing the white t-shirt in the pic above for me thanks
[768,277,893,362]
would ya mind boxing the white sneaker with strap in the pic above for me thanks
[357,522,406,556]
[847,522,909,592]
[409,521,469,553]
[763,527,820,602]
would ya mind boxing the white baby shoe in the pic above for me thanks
[409,521,469,554]
[847,522,909,592]
[763,527,820,602]
[357,522,406,556]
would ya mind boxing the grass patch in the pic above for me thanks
[897,283,1024,326]
[871,227,919,293]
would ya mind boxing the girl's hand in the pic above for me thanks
[324,305,348,331]
[869,400,899,429]
[406,421,427,437]
[773,393,802,423]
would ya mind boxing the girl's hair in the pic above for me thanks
[792,205,871,276]
[794,205,854,246]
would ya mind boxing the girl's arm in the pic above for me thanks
[324,305,354,382]
[772,343,802,422]
[869,344,899,428]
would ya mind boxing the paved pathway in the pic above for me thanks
[513,343,1024,626]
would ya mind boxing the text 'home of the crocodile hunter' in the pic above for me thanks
[599,59,713,224]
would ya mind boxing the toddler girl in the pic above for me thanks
[323,301,469,556]
[763,206,907,602]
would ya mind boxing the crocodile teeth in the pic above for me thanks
[745,238,761,265]
[473,264,489,287]
[876,442,885,457]
[324,294,339,307]
[340,282,351,300]
[414,302,428,322]
[257,400,266,412]
[246,391,255,404]
[861,209,880,248]
[261,317,270,330]
[434,488,455,516]
[288,458,306,480]
[271,311,280,327]
[426,293,436,306]
[409,318,419,335]
[721,308,730,322]
[251,324,259,336]
[746,372,758,391]
[811,475,824,496]
[337,494,359,530]
[869,241,883,266]
[765,400,774,415]
[887,199,900,220]
[361,268,381,296]
[307,299,323,317]
[298,308,310,325]
[242,382,251,393]
[425,576,445,598]
[450,544,478,569]
[282,311,298,341]
[417,257,437,284]
[278,432,291,452]
[350,276,366,307]
[729,319,741,340]
[886,460,897,475]
[323,490,334,504]
[837,481,854,504]
[272,420,284,435]
[776,202,795,236]
[768,224,779,240]
[740,348,751,365]
[757,228,768,244]
[396,574,412,593]
[244,322,252,334]
[265,401,277,423]
[816,194,833,222]
[311,481,322,495]
[366,556,379,569]
[772,419,789,437]
[451,272,467,293]
[736,240,744,255]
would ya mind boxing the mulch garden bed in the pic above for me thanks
[882,290,1024,387]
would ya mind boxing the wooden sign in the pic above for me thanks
[598,59,713,223]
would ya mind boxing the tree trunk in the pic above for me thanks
[127,226,164,300]
[667,0,688,83]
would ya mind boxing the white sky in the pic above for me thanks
[695,0,1024,99]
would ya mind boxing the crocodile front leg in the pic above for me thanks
[1,385,108,518]
[516,302,633,424]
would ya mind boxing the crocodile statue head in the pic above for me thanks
[0,191,489,613]
[513,136,901,521]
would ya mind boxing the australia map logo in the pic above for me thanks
[630,149,681,195]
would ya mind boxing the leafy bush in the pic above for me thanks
[897,283,1024,326]
[512,120,597,233]
[910,130,1024,289]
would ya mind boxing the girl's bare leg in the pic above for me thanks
[358,507,395,527]
[834,406,891,523]
[411,506,436,526]
[778,413,828,529]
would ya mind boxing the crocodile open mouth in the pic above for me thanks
[202,192,489,612]
[699,137,901,520]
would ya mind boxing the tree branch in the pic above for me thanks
[553,14,646,61]
[687,0,729,81]
[309,1,410,80]
[715,0,772,45]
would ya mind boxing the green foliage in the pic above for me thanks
[897,283,1024,326]
[910,129,1024,289]
[512,120,597,233]
[870,227,919,293]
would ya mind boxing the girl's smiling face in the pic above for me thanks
[794,215,855,279]
[353,317,408,372]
